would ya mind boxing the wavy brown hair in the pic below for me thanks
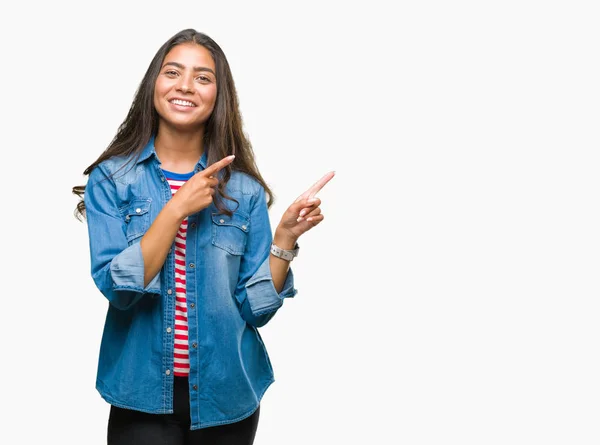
[72,28,273,220]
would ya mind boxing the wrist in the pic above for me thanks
[164,199,187,223]
[273,229,297,250]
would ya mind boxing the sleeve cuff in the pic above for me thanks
[110,243,161,294]
[245,257,297,315]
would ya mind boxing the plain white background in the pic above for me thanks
[1,0,599,443]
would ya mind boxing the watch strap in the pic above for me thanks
[270,243,299,261]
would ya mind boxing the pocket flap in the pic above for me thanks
[124,199,151,218]
[211,212,250,232]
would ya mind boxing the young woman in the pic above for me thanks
[72,28,334,445]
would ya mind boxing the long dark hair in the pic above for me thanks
[72,28,274,220]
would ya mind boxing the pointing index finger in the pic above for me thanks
[202,155,235,177]
[294,171,335,203]
[306,171,335,198]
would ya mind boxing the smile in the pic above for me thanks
[169,99,197,107]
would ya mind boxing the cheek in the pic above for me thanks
[154,79,170,100]
[153,84,163,108]
[201,86,218,108]
[152,94,163,116]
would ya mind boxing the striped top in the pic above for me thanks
[163,169,194,377]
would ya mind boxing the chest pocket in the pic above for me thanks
[121,199,152,243]
[211,212,250,255]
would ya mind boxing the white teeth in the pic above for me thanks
[170,99,196,107]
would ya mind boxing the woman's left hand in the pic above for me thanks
[275,171,335,243]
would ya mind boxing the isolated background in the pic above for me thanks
[1,1,599,444]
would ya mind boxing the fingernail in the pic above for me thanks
[296,217,304,223]
[306,217,313,222]
[308,198,317,203]
[299,209,306,217]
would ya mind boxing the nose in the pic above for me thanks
[177,76,194,94]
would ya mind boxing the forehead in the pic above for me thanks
[163,43,215,70]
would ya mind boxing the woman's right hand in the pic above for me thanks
[168,155,235,219]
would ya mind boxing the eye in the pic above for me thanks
[165,70,178,77]
[196,75,212,83]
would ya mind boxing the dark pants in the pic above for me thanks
[107,377,260,445]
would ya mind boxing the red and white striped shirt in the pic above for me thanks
[165,171,192,377]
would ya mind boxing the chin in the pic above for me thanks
[165,119,206,133]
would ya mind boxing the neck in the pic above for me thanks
[154,126,205,173]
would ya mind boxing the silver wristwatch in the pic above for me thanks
[270,243,300,262]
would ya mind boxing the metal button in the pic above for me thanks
[219,219,225,223]
[167,289,173,295]
[189,263,195,268]
[189,303,195,308]
[135,208,141,213]
[165,369,171,376]
[125,215,130,221]
[192,342,197,348]
[241,225,247,230]
[193,385,198,390]
[166,327,172,333]
[190,222,197,228]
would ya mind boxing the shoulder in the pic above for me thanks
[88,155,141,185]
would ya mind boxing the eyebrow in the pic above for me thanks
[163,62,216,76]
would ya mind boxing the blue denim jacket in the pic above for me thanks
[83,138,297,430]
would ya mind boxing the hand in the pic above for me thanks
[169,155,235,219]
[275,171,335,245]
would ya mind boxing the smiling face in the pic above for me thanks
[153,43,218,133]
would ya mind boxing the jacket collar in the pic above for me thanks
[137,135,208,169]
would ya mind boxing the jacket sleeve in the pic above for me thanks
[234,186,297,327]
[84,164,161,310]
